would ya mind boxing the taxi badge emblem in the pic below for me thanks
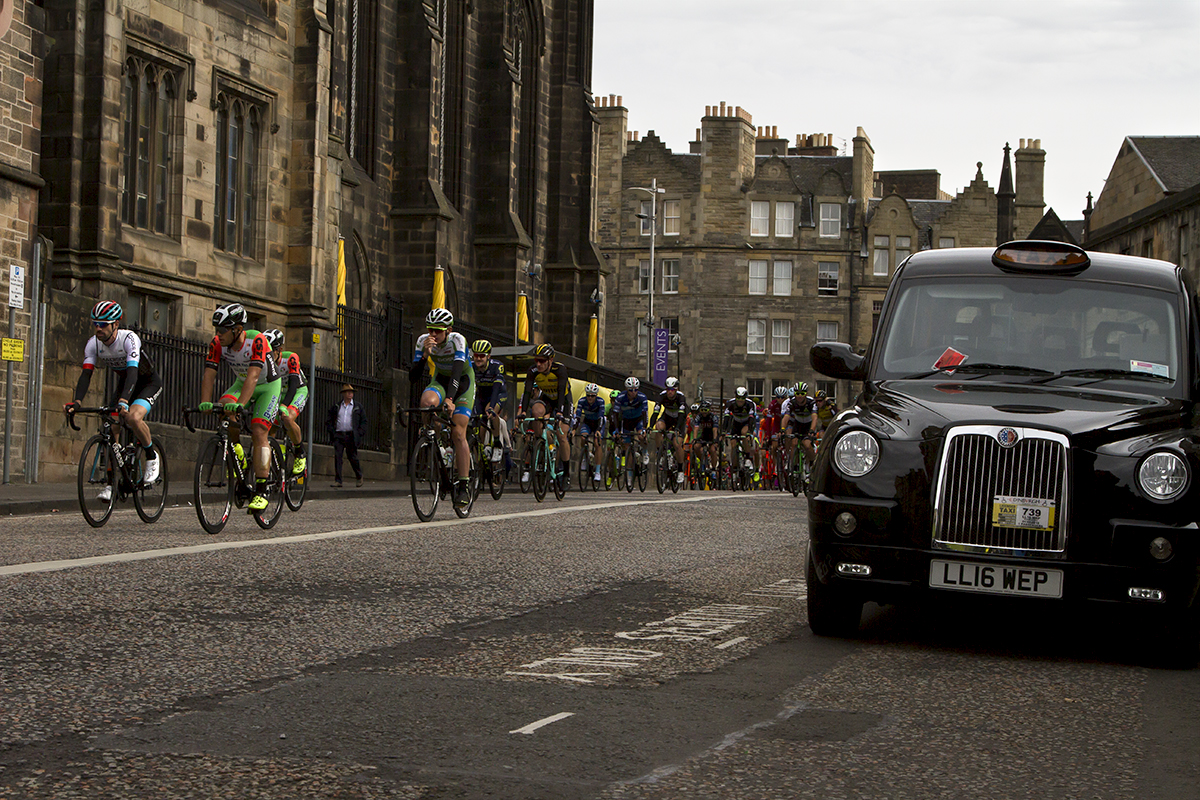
[996,427,1019,448]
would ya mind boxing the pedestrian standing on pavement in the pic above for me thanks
[326,384,366,487]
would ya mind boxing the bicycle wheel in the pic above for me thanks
[252,441,286,530]
[577,448,589,493]
[655,447,668,494]
[669,451,681,494]
[410,437,440,521]
[519,442,534,494]
[488,444,506,500]
[133,440,169,523]
[77,435,116,528]
[624,443,636,493]
[551,447,567,501]
[284,445,308,511]
[532,437,550,501]
[789,443,803,497]
[194,437,234,535]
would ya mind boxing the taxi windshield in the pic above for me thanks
[875,276,1182,394]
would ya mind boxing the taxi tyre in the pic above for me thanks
[1154,606,1200,669]
[805,545,864,638]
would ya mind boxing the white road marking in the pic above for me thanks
[743,578,807,599]
[0,495,741,578]
[615,603,777,642]
[715,636,748,649]
[509,712,575,735]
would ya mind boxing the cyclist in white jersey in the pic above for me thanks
[64,300,164,495]
[409,308,476,509]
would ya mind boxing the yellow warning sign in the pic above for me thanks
[1,337,24,362]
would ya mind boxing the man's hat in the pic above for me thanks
[340,384,355,392]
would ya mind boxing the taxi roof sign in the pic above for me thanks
[992,240,1090,274]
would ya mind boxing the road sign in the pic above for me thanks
[652,328,669,385]
[313,332,321,344]
[2,337,24,362]
[8,264,24,309]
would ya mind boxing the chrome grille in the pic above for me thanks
[932,426,1068,557]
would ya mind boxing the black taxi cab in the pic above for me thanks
[807,240,1200,666]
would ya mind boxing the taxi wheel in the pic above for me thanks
[805,547,862,638]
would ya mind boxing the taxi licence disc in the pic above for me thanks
[992,495,1054,531]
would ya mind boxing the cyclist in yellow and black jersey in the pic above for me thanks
[519,343,572,482]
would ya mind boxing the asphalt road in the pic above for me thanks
[1,490,1197,799]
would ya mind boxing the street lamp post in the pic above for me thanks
[632,178,665,382]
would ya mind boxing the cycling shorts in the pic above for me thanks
[219,377,282,427]
[658,414,687,434]
[111,372,163,414]
[284,386,309,418]
[427,374,475,418]
[579,419,605,437]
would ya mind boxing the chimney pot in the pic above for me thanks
[719,101,726,116]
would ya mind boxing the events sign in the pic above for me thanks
[652,328,669,386]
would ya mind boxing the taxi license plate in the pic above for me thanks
[992,495,1055,530]
[929,559,1063,599]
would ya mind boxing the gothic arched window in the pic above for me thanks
[213,93,262,259]
[347,0,377,174]
[121,58,177,234]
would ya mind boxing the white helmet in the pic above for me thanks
[735,386,748,398]
[665,377,679,389]
[625,376,641,390]
[425,308,454,329]
[585,382,599,395]
[263,329,285,352]
[773,385,788,398]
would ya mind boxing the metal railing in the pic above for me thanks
[313,368,390,451]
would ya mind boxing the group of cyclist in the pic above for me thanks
[410,307,840,497]
[66,299,836,522]
[65,300,308,513]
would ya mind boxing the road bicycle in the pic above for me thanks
[67,405,168,527]
[600,434,624,491]
[468,412,505,500]
[519,416,566,502]
[620,431,649,493]
[406,406,479,521]
[185,406,286,534]
[575,426,603,492]
[654,429,684,494]
[269,420,308,511]
[781,432,811,497]
[727,433,758,492]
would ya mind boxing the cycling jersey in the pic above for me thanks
[473,358,508,409]
[816,399,838,427]
[692,410,720,442]
[278,350,308,413]
[650,389,687,427]
[412,331,475,413]
[76,328,161,410]
[722,398,758,432]
[614,390,649,434]
[760,397,784,439]
[574,395,607,435]
[207,329,282,427]
[207,330,282,383]
[521,360,570,413]
[783,395,817,434]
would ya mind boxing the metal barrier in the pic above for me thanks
[132,327,233,431]
[313,368,390,452]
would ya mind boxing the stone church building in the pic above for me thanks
[1,0,601,482]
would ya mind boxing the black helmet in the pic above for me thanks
[213,303,248,328]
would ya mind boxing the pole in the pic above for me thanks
[4,305,14,483]
[646,178,657,382]
[306,330,317,469]
[25,240,44,483]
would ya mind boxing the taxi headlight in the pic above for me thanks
[834,431,880,477]
[1138,452,1189,501]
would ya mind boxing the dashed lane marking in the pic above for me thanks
[0,495,746,578]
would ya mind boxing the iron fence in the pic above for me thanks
[313,368,390,451]
[130,327,233,431]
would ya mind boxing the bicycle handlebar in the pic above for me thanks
[64,405,118,432]
[181,405,252,435]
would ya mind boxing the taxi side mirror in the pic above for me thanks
[810,342,866,381]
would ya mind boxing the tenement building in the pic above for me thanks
[13,0,600,481]
[1084,136,1199,283]
[594,99,1046,406]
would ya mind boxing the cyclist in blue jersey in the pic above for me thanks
[572,382,608,483]
[410,309,475,509]
[470,339,511,467]
[614,376,650,470]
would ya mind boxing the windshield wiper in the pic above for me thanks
[898,362,1052,380]
[1032,368,1172,384]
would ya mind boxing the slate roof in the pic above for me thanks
[1127,136,1200,193]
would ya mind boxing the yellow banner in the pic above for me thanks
[432,266,446,310]
[587,315,598,363]
[517,293,529,341]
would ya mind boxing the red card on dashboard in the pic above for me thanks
[933,347,967,371]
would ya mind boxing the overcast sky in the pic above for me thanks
[592,0,1200,220]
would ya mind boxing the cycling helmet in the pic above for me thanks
[610,389,621,400]
[816,389,828,400]
[471,339,492,355]
[773,386,788,398]
[90,300,123,323]
[787,387,796,398]
[795,381,809,396]
[426,308,454,330]
[700,399,712,410]
[585,382,599,396]
[665,377,679,389]
[689,403,700,413]
[735,386,748,398]
[263,329,285,352]
[534,343,555,359]
[212,302,248,329]
[625,376,641,390]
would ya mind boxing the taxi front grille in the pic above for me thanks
[932,426,1068,557]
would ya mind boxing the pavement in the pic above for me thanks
[0,475,411,517]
